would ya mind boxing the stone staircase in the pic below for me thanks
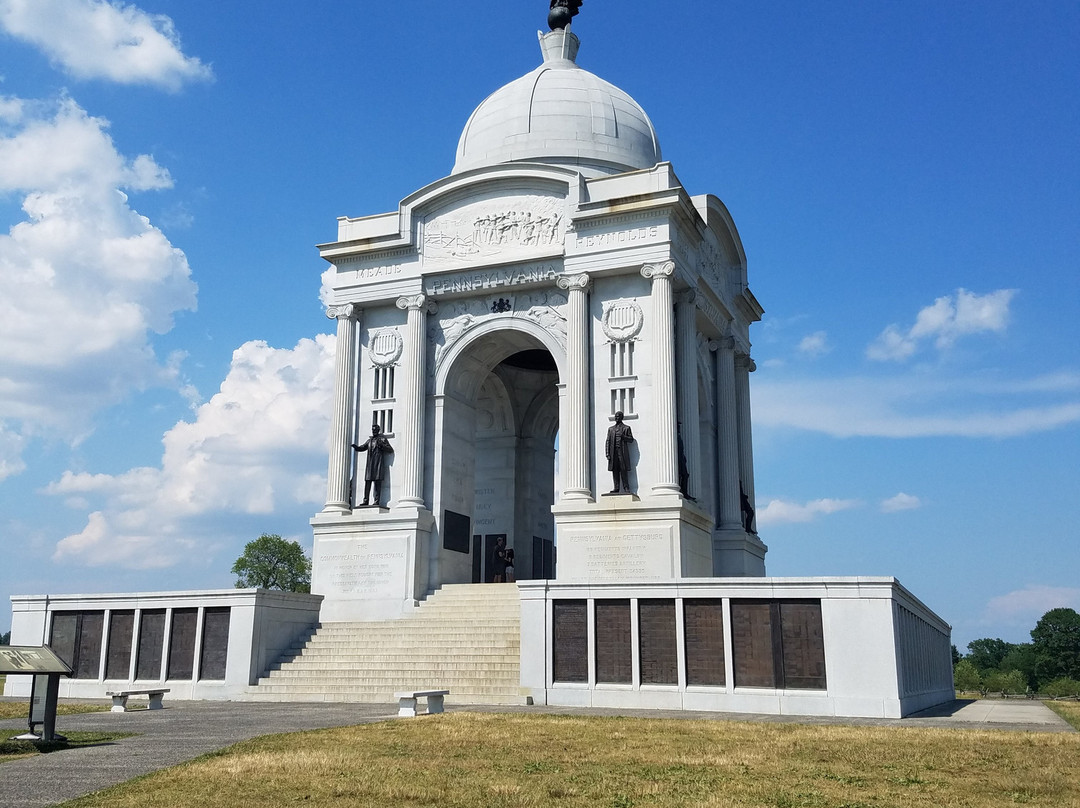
[245,583,526,705]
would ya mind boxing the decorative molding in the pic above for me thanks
[736,352,757,372]
[396,294,437,315]
[641,261,675,280]
[429,289,568,372]
[556,272,591,293]
[325,303,358,321]
[601,299,644,343]
[369,328,403,367]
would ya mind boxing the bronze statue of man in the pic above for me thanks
[605,411,634,494]
[352,424,394,507]
[548,0,583,31]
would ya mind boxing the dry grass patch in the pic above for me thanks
[0,700,109,720]
[1046,700,1080,730]
[59,713,1080,808]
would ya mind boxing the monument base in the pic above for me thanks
[713,529,768,576]
[311,507,434,621]
[552,496,714,581]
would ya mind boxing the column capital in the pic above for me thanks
[556,272,591,292]
[397,294,438,314]
[676,288,697,306]
[736,352,757,372]
[326,303,358,321]
[641,261,675,281]
[709,337,736,352]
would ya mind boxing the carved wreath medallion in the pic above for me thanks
[601,300,644,343]
[369,328,403,367]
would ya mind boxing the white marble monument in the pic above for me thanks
[311,25,767,621]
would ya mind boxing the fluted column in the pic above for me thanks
[712,338,742,529]
[641,262,681,497]
[396,294,436,508]
[556,272,592,500]
[323,303,359,513]
[675,290,701,499]
[735,351,757,527]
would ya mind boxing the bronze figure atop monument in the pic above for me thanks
[548,0,583,31]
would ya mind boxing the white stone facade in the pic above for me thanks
[518,577,954,719]
[2,589,322,700]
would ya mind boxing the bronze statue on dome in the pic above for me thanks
[548,0,583,31]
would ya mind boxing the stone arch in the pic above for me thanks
[430,315,562,589]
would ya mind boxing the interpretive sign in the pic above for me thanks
[0,646,72,675]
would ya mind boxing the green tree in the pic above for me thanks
[232,534,312,593]
[0,630,9,645]
[965,637,1015,671]
[951,644,961,666]
[1043,677,1080,698]
[999,643,1038,689]
[983,669,1027,696]
[1031,607,1080,684]
[953,659,981,693]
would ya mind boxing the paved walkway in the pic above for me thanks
[0,698,1073,808]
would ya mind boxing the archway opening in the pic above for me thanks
[435,333,560,587]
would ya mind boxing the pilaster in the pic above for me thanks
[396,294,437,508]
[641,261,681,497]
[556,272,593,501]
[323,304,359,513]
[712,338,742,530]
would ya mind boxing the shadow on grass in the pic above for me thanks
[1,732,137,762]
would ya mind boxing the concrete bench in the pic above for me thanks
[395,689,449,717]
[106,688,170,712]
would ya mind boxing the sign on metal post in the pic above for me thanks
[2,646,72,742]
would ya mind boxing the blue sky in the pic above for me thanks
[0,1,1077,653]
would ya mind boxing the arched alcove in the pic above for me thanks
[431,323,561,589]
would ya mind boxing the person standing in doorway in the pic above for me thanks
[491,536,508,583]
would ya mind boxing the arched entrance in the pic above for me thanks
[430,321,562,589]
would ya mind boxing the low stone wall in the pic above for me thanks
[518,577,954,718]
[3,589,322,700]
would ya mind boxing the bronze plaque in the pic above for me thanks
[779,601,827,690]
[639,599,677,684]
[136,609,166,680]
[731,601,779,688]
[105,611,135,680]
[552,600,588,683]
[199,607,231,681]
[684,599,725,686]
[443,510,471,554]
[167,608,198,680]
[595,600,632,683]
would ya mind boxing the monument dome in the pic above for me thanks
[452,28,662,176]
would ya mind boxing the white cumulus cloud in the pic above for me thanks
[49,336,335,568]
[0,95,196,453]
[756,497,861,527]
[0,0,212,90]
[980,585,1080,630]
[797,330,830,357]
[880,492,921,513]
[867,288,1017,361]
[752,372,1080,439]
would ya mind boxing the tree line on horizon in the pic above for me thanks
[954,607,1080,697]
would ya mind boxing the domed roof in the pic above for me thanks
[453,29,662,176]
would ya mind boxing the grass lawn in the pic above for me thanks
[57,713,1080,808]
[1046,700,1080,730]
[0,700,109,721]
[1,731,137,764]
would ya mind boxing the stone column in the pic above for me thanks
[323,303,358,513]
[641,262,681,497]
[395,294,436,508]
[675,290,701,499]
[735,351,757,527]
[556,273,592,501]
[712,338,742,529]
